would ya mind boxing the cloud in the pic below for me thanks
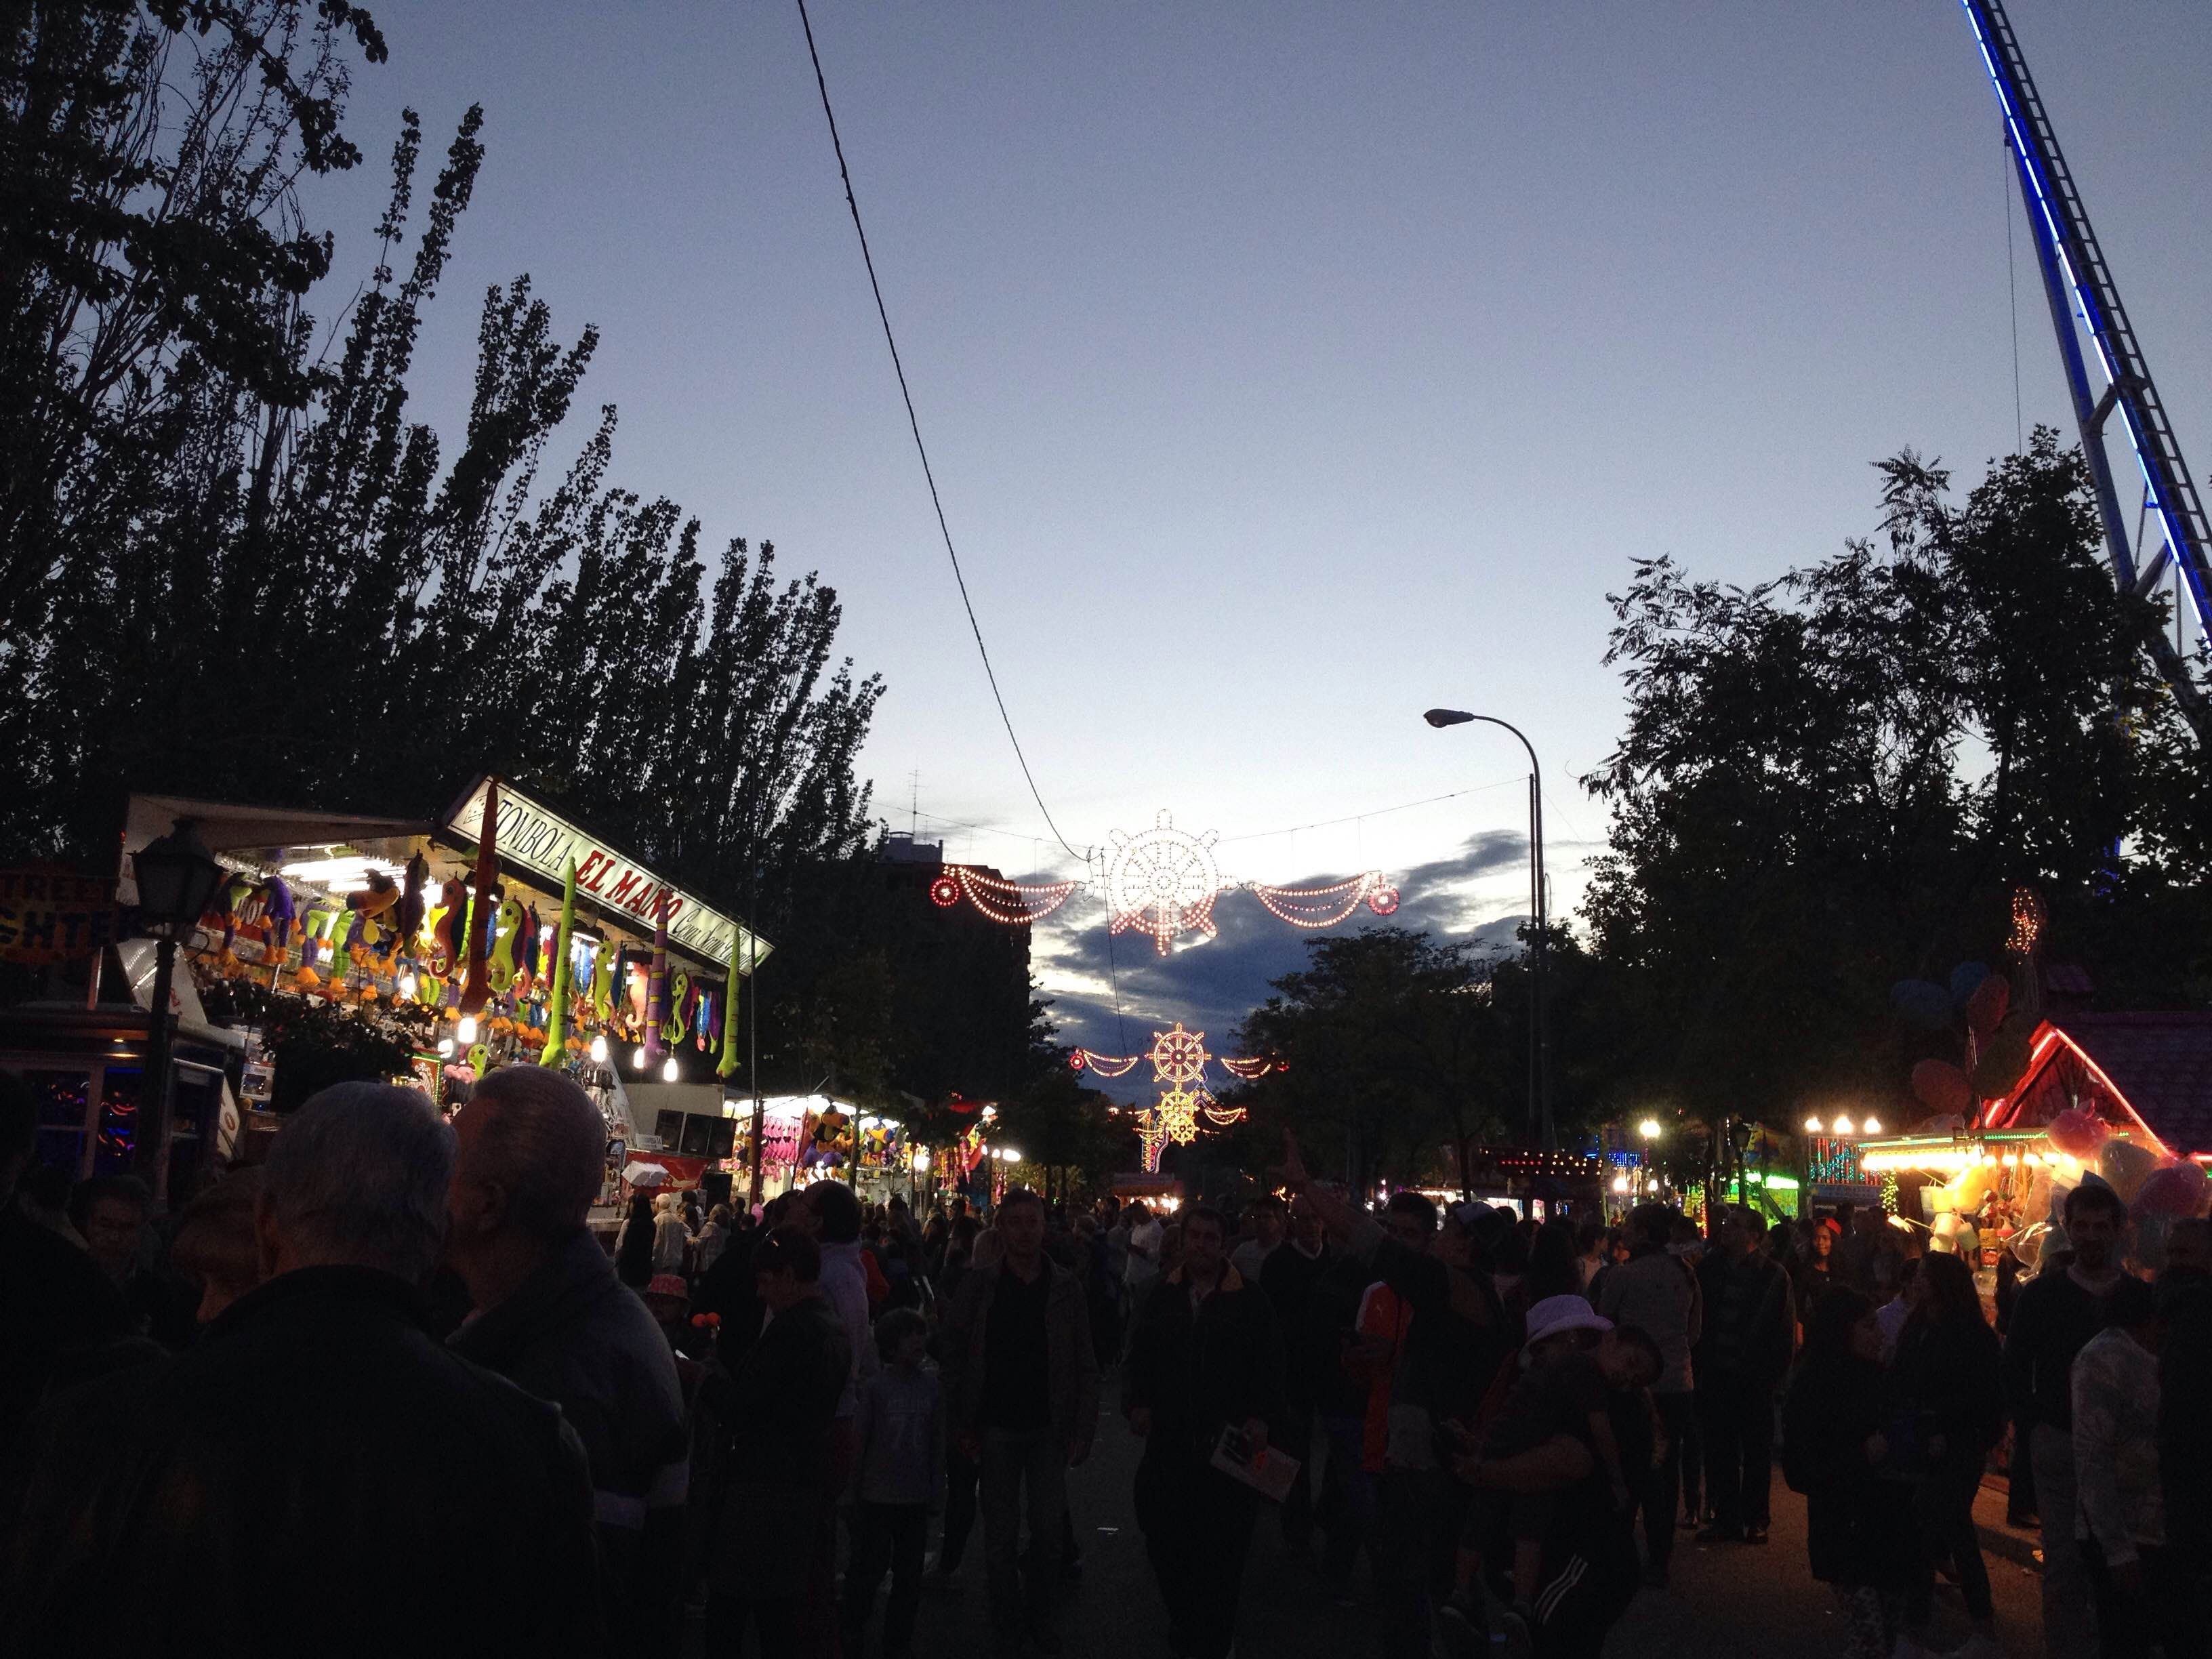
[1031,830,1536,1102]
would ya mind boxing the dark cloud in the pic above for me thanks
[1036,830,1535,1102]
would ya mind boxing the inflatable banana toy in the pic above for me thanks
[660,969,691,1046]
[487,899,524,994]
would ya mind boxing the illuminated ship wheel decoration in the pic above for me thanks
[1107,811,1223,955]
[1150,1022,1210,1086]
[928,874,961,908]
[1153,1087,1204,1145]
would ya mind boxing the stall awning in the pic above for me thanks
[123,794,434,884]
[1978,1014,2212,1157]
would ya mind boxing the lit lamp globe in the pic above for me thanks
[661,1055,679,1082]
[632,1045,649,1071]
[457,1014,478,1045]
[1862,1117,1882,1135]
[588,1033,609,1065]
[1637,1118,1662,1140]
[912,1148,931,1173]
[1803,1115,1824,1134]
[1832,1115,1855,1136]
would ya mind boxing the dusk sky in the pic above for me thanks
[302,3,2212,1072]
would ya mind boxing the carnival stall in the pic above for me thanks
[106,778,772,1185]
[1859,1011,2212,1281]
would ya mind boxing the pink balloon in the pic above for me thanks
[2046,1109,2111,1161]
[2135,1162,2211,1218]
[1911,1059,1973,1116]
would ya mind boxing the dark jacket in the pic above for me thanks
[0,1203,135,1460]
[448,1228,687,1519]
[2157,1267,2212,1559]
[1122,1262,1286,1458]
[700,1290,851,1596]
[1695,1250,1795,1389]
[1891,1311,2005,1478]
[1359,1222,1511,1429]
[2000,1267,2122,1433]
[941,1254,1101,1448]
[1,1266,601,1658]
[1781,1354,1914,1589]
[1259,1239,1341,1413]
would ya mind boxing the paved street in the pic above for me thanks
[857,1391,2047,1659]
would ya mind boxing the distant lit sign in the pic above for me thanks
[444,779,769,972]
[0,866,125,964]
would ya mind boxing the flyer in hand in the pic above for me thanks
[1210,1426,1300,1504]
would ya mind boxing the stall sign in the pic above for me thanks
[444,779,770,972]
[0,866,125,964]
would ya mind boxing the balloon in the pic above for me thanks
[1911,1059,1973,1116]
[2047,1109,2111,1162]
[1951,1163,1998,1211]
[1893,979,1956,1031]
[1949,962,1992,1006]
[2135,1162,2211,1218]
[2097,1139,2159,1204]
[1964,973,2010,1038]
[2009,1221,2047,1266]
[2025,1169,2053,1221]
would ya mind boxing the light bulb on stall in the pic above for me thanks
[457,1015,477,1044]
[661,1056,679,1082]
[589,1033,609,1065]
[437,1038,455,1057]
[1861,1117,1881,1135]
[1831,1115,1854,1136]
[632,1046,648,1070]
[398,971,417,1000]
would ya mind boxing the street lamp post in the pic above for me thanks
[127,819,226,1204]
[1425,708,1553,1149]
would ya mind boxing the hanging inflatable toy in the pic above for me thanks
[590,939,617,1022]
[487,899,525,995]
[258,875,296,958]
[661,969,692,1046]
[396,852,429,947]
[428,878,470,977]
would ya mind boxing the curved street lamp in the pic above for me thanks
[1424,708,1552,1148]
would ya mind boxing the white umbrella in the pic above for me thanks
[621,1160,672,1188]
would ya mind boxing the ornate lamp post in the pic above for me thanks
[129,819,226,1200]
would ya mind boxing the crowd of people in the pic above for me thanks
[3,1071,2209,1658]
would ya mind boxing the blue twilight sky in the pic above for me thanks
[299,1,2212,1072]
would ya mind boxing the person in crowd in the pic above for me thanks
[650,1189,691,1276]
[1872,1254,1918,1361]
[2156,1216,2211,1637]
[699,1225,852,1657]
[1789,1216,1841,1328]
[1124,1198,1164,1305]
[1694,1206,1795,1545]
[1287,1144,1511,1658]
[1597,1202,1700,1585]
[1,1082,602,1656]
[1782,1287,1917,1659]
[2072,1273,2192,1659]
[438,1065,688,1656]
[1231,1192,1286,1282]
[1836,1202,1903,1300]
[693,1202,733,1278]
[806,1179,879,1423]
[0,1071,134,1460]
[167,1166,264,1324]
[929,1225,1003,1588]
[12,1162,81,1244]
[1664,1214,1708,1524]
[1891,1250,2004,1659]
[941,1187,1099,1655]
[1526,1216,1584,1303]
[1992,1248,2039,1527]
[1492,1220,1532,1327]
[1078,1212,1124,1367]
[938,1212,983,1303]
[2001,1179,2129,1659]
[615,1187,657,1288]
[1575,1218,1607,1292]
[1124,1202,1285,1659]
[68,1172,194,1348]
[1259,1190,1339,1552]
[1439,1300,1654,1646]
[844,1307,945,1659]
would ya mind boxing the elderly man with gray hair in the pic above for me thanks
[1,1082,602,1657]
[444,1065,687,1656]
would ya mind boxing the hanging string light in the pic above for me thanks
[1247,872,1398,928]
[1217,1055,1276,1081]
[952,866,1078,924]
[1070,1050,1143,1078]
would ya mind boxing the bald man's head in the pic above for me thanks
[451,1065,606,1242]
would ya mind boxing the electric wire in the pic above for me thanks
[793,0,1084,865]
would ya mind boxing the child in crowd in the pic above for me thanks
[844,1307,945,1659]
[1441,1296,1662,1649]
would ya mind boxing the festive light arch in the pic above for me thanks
[1248,872,1398,928]
[1106,811,1223,954]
